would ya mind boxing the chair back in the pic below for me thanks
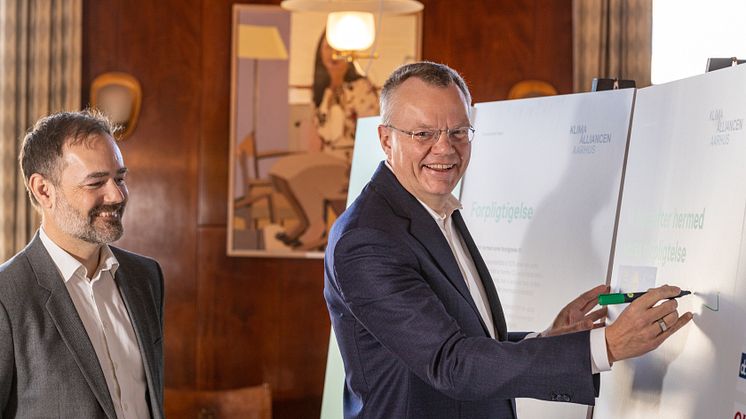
[165,384,271,419]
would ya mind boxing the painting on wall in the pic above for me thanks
[227,4,422,257]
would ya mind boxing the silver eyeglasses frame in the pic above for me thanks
[383,124,476,145]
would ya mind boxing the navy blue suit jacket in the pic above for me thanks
[324,162,599,418]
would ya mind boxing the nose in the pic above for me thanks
[104,179,127,204]
[430,130,455,154]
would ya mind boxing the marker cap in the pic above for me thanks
[598,293,626,305]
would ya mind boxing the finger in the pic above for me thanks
[648,311,676,337]
[649,309,683,340]
[660,311,678,329]
[585,307,608,323]
[576,284,610,312]
[646,299,679,323]
[578,296,601,314]
[631,284,682,309]
[668,312,694,334]
[653,311,694,346]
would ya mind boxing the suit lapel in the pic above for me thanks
[113,258,161,419]
[370,163,489,333]
[407,214,474,303]
[452,210,508,341]
[25,234,118,419]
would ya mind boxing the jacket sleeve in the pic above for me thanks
[155,261,165,341]
[0,299,13,416]
[331,226,598,404]
[152,260,165,417]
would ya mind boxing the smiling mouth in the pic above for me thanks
[95,211,120,219]
[91,205,125,222]
[423,163,456,172]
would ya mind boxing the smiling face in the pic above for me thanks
[379,77,471,211]
[48,133,128,245]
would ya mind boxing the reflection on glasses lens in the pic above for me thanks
[412,128,473,143]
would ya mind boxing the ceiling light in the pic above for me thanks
[326,12,376,52]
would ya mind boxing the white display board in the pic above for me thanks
[460,89,635,418]
[321,117,385,419]
[595,65,746,419]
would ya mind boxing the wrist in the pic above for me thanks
[605,337,616,365]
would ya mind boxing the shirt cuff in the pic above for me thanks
[590,327,611,374]
[524,332,540,339]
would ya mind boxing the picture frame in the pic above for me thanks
[227,4,422,258]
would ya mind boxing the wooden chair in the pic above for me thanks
[234,132,299,228]
[165,384,272,419]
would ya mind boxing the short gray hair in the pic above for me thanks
[380,61,472,124]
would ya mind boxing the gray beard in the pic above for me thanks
[54,194,125,245]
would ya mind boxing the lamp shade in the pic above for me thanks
[326,11,375,51]
[238,25,289,60]
[281,0,423,14]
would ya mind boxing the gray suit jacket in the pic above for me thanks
[0,233,164,419]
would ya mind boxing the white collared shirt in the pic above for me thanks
[40,228,149,419]
[417,195,497,339]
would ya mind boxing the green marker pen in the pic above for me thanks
[598,290,691,305]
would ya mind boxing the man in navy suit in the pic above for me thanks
[324,62,693,418]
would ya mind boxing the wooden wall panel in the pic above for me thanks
[198,0,242,227]
[419,0,573,102]
[82,0,203,387]
[196,227,282,388]
[82,0,572,417]
[195,227,326,392]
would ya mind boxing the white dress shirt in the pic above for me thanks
[40,228,149,419]
[418,196,497,338]
[411,188,611,374]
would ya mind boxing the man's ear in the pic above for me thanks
[28,173,55,209]
[378,124,393,161]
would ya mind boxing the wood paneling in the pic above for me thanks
[419,0,573,102]
[195,227,327,396]
[198,0,239,227]
[83,0,203,387]
[81,0,572,417]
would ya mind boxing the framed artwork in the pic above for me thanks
[227,4,422,257]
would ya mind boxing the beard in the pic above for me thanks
[53,193,126,245]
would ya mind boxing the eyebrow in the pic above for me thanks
[411,120,472,128]
[83,167,128,180]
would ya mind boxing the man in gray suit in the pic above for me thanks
[0,110,164,418]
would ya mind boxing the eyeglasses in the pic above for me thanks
[384,124,475,145]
